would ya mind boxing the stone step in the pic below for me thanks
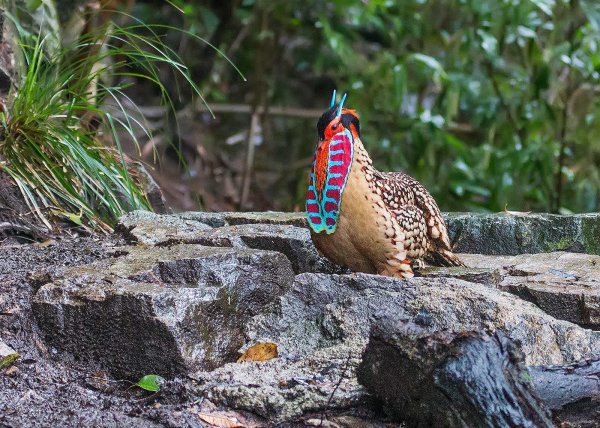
[462,252,600,329]
[32,244,294,378]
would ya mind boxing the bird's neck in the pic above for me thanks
[351,135,376,173]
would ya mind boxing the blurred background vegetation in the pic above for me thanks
[5,0,600,228]
[133,0,600,214]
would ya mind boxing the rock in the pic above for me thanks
[0,339,15,358]
[463,252,600,328]
[196,272,600,422]
[418,266,500,288]
[116,210,212,245]
[176,211,227,228]
[356,317,553,427]
[117,212,341,274]
[225,211,307,228]
[245,274,600,365]
[208,224,343,274]
[445,212,600,255]
[32,244,294,378]
[175,211,307,229]
[197,344,365,423]
[121,210,600,256]
[530,359,600,426]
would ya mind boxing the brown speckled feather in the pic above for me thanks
[375,172,450,247]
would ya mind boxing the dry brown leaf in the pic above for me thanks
[237,342,278,363]
[198,412,245,428]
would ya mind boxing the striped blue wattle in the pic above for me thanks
[306,129,354,234]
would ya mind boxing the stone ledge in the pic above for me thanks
[173,211,600,256]
[445,212,600,255]
[32,245,295,378]
[463,252,600,328]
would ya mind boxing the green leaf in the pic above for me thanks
[408,53,447,83]
[582,0,600,32]
[529,0,554,16]
[25,0,43,10]
[0,353,21,370]
[135,374,164,392]
[477,30,498,56]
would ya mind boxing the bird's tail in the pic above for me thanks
[425,248,465,267]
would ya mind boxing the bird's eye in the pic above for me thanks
[332,124,338,130]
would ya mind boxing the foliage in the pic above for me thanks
[0,2,205,231]
[134,374,164,392]
[163,0,600,214]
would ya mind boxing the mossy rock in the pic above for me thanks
[444,213,600,256]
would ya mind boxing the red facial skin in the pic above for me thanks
[315,117,343,198]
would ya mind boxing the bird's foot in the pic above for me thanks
[413,259,426,270]
[381,259,415,279]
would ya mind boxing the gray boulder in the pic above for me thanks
[463,252,600,328]
[32,244,294,378]
[356,317,553,427]
[445,212,600,255]
[245,273,600,366]
[116,210,213,246]
[195,273,600,421]
[117,211,342,274]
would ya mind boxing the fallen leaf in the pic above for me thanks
[198,412,245,428]
[34,239,56,247]
[5,366,18,376]
[50,209,83,226]
[135,374,164,392]
[237,342,278,363]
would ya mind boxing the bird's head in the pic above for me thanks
[306,91,359,234]
[316,91,361,144]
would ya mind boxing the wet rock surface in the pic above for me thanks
[463,252,600,328]
[357,316,554,427]
[117,211,343,274]
[1,210,600,426]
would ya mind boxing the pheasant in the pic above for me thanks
[306,91,464,278]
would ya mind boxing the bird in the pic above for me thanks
[306,91,464,278]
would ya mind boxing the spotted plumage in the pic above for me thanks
[307,92,464,278]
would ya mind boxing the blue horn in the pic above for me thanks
[336,93,347,117]
[329,89,337,109]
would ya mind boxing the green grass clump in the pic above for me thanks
[0,11,214,232]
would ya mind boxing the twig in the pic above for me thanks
[239,112,260,210]
[484,61,524,145]
[554,0,578,213]
[319,353,352,426]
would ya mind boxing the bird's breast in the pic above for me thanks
[306,130,354,234]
